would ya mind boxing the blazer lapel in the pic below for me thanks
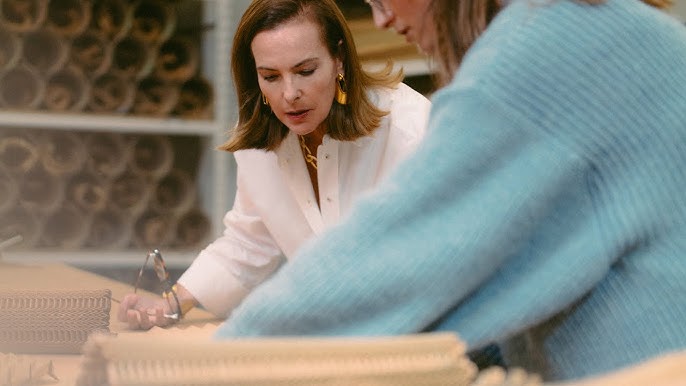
[275,133,325,235]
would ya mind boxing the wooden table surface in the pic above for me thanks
[0,260,219,385]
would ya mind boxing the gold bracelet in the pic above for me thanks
[162,284,195,318]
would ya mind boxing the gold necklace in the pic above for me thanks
[299,135,317,170]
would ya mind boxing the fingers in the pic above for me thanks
[117,293,139,322]
[125,303,174,330]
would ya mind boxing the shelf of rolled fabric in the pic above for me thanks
[0,1,236,269]
[0,128,215,268]
[347,17,432,77]
[0,0,215,119]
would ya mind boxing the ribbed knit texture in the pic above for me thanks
[216,0,686,381]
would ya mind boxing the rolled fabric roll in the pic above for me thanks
[132,208,174,248]
[173,76,214,119]
[91,0,131,41]
[70,29,112,78]
[85,207,131,249]
[0,164,18,214]
[40,204,91,249]
[0,25,22,70]
[128,135,173,180]
[154,36,198,84]
[0,0,48,33]
[22,28,69,75]
[45,0,91,38]
[18,165,65,213]
[0,206,41,248]
[40,130,87,176]
[109,170,151,216]
[0,131,40,174]
[129,0,176,45]
[110,35,155,80]
[173,207,211,249]
[0,64,44,109]
[44,64,91,112]
[87,73,135,114]
[66,173,110,213]
[83,132,129,178]
[132,76,179,117]
[150,169,196,215]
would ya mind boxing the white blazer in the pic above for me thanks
[179,83,431,316]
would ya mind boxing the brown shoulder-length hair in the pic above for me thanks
[431,0,674,87]
[220,0,402,152]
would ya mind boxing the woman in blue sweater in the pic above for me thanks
[216,0,686,381]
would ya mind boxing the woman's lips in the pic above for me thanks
[286,109,309,122]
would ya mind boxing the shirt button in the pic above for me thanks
[326,197,332,202]
[325,154,330,159]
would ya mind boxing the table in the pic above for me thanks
[0,261,219,385]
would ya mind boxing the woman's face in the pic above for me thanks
[251,18,342,137]
[369,0,435,55]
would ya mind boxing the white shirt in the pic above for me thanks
[178,83,431,316]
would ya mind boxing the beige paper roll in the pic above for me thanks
[0,206,41,249]
[0,64,44,109]
[88,73,135,114]
[91,0,131,41]
[84,132,129,178]
[0,25,21,70]
[45,0,91,38]
[0,0,48,33]
[154,36,198,83]
[129,0,176,45]
[44,64,91,111]
[18,165,65,213]
[40,204,91,249]
[0,131,40,174]
[132,209,174,248]
[173,76,213,119]
[132,76,179,116]
[110,35,155,80]
[109,170,151,216]
[86,208,131,249]
[0,164,18,214]
[40,130,87,175]
[66,173,110,213]
[128,135,173,180]
[173,208,211,249]
[150,169,196,215]
[71,29,112,78]
[22,28,69,75]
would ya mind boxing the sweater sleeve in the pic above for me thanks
[214,83,611,349]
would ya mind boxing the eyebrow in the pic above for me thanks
[256,57,319,71]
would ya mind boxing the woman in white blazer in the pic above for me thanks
[118,0,430,329]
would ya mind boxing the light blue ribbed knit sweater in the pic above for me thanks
[216,0,686,381]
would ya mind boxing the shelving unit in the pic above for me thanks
[0,0,433,271]
[0,1,241,268]
[339,2,435,95]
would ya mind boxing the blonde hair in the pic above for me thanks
[220,0,402,152]
[430,0,674,86]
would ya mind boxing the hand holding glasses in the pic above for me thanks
[133,249,182,320]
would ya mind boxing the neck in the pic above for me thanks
[300,126,325,148]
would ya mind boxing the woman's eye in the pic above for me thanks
[300,69,315,76]
[262,74,278,82]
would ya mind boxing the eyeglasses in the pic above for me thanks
[364,0,390,15]
[134,249,181,320]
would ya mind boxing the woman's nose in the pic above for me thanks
[283,79,301,103]
[371,7,393,29]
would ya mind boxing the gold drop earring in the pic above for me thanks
[262,93,269,105]
[335,73,347,105]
